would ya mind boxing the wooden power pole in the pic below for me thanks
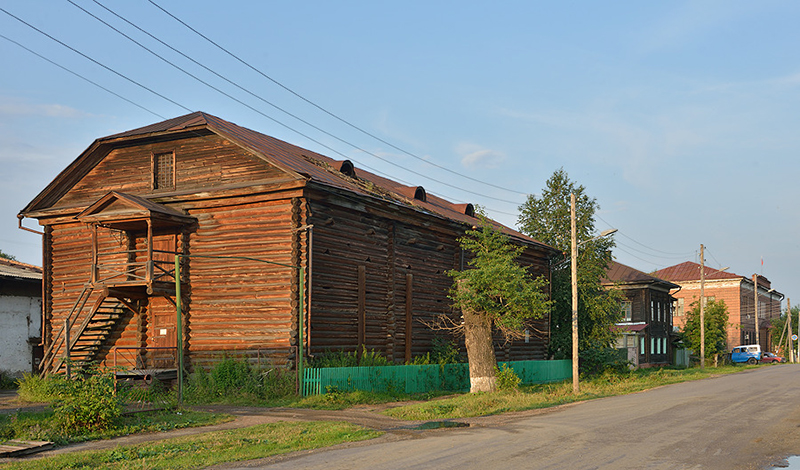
[699,244,705,370]
[788,298,794,363]
[753,274,759,350]
[571,193,579,393]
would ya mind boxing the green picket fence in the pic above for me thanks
[301,359,571,396]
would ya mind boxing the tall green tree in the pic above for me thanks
[682,299,730,366]
[517,168,622,371]
[0,249,16,261]
[448,217,552,392]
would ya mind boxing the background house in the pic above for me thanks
[19,112,557,376]
[653,262,783,352]
[602,261,678,367]
[0,258,43,377]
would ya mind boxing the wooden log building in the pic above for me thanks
[19,112,557,375]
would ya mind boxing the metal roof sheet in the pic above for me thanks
[602,260,678,287]
[92,112,554,251]
[0,258,42,281]
[652,261,742,282]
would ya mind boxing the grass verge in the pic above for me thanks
[384,365,760,420]
[0,409,232,445]
[2,421,381,470]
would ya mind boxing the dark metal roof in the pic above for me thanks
[602,260,679,290]
[652,261,742,282]
[24,111,554,252]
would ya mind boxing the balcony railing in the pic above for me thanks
[91,249,180,287]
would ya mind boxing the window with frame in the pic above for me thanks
[153,152,175,190]
[621,301,633,322]
[674,298,684,316]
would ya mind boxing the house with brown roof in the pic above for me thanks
[652,262,783,352]
[602,261,679,367]
[19,112,558,376]
[0,258,43,377]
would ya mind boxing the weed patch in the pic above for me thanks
[384,365,753,420]
[1,421,380,470]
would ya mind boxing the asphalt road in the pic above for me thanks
[225,365,800,470]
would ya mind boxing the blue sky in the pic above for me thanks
[1,1,799,306]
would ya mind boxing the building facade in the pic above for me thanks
[603,261,678,367]
[0,258,43,377]
[20,112,558,376]
[653,262,782,352]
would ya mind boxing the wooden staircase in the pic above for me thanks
[40,286,140,376]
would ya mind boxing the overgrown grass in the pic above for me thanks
[0,408,231,445]
[1,421,381,470]
[384,365,758,420]
[183,358,296,405]
[0,371,18,390]
[7,370,231,445]
[16,373,65,403]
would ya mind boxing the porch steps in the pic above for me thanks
[67,299,126,365]
[42,293,135,376]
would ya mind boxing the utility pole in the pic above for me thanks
[795,296,799,363]
[788,298,794,363]
[571,193,579,394]
[753,274,760,350]
[699,244,705,370]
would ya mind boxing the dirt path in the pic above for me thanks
[0,393,488,463]
[0,391,572,465]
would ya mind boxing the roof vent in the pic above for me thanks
[340,160,356,177]
[464,203,475,217]
[414,186,427,202]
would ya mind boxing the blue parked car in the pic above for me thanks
[731,345,762,364]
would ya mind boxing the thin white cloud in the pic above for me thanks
[0,97,88,118]
[455,142,505,169]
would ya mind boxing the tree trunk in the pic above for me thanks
[463,305,497,393]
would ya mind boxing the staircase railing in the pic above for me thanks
[40,285,93,376]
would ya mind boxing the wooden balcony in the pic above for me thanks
[91,248,181,297]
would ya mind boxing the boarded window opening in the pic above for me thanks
[153,152,175,190]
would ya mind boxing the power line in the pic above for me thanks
[615,239,694,261]
[146,0,527,199]
[2,4,520,220]
[0,6,191,114]
[1,6,420,199]
[71,0,523,206]
[613,244,670,268]
[0,32,166,120]
[595,212,694,258]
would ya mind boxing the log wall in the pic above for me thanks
[36,130,553,373]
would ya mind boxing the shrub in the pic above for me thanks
[579,343,630,377]
[52,368,122,433]
[17,373,68,403]
[309,349,390,368]
[184,357,296,404]
[430,337,461,365]
[495,364,521,392]
[0,370,17,390]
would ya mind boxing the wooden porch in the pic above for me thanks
[40,192,195,376]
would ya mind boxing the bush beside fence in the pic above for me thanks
[302,360,571,396]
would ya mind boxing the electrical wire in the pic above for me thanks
[595,212,695,258]
[70,0,525,207]
[615,239,693,261]
[1,5,521,222]
[613,244,670,268]
[0,6,191,114]
[0,32,167,120]
[145,0,527,198]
